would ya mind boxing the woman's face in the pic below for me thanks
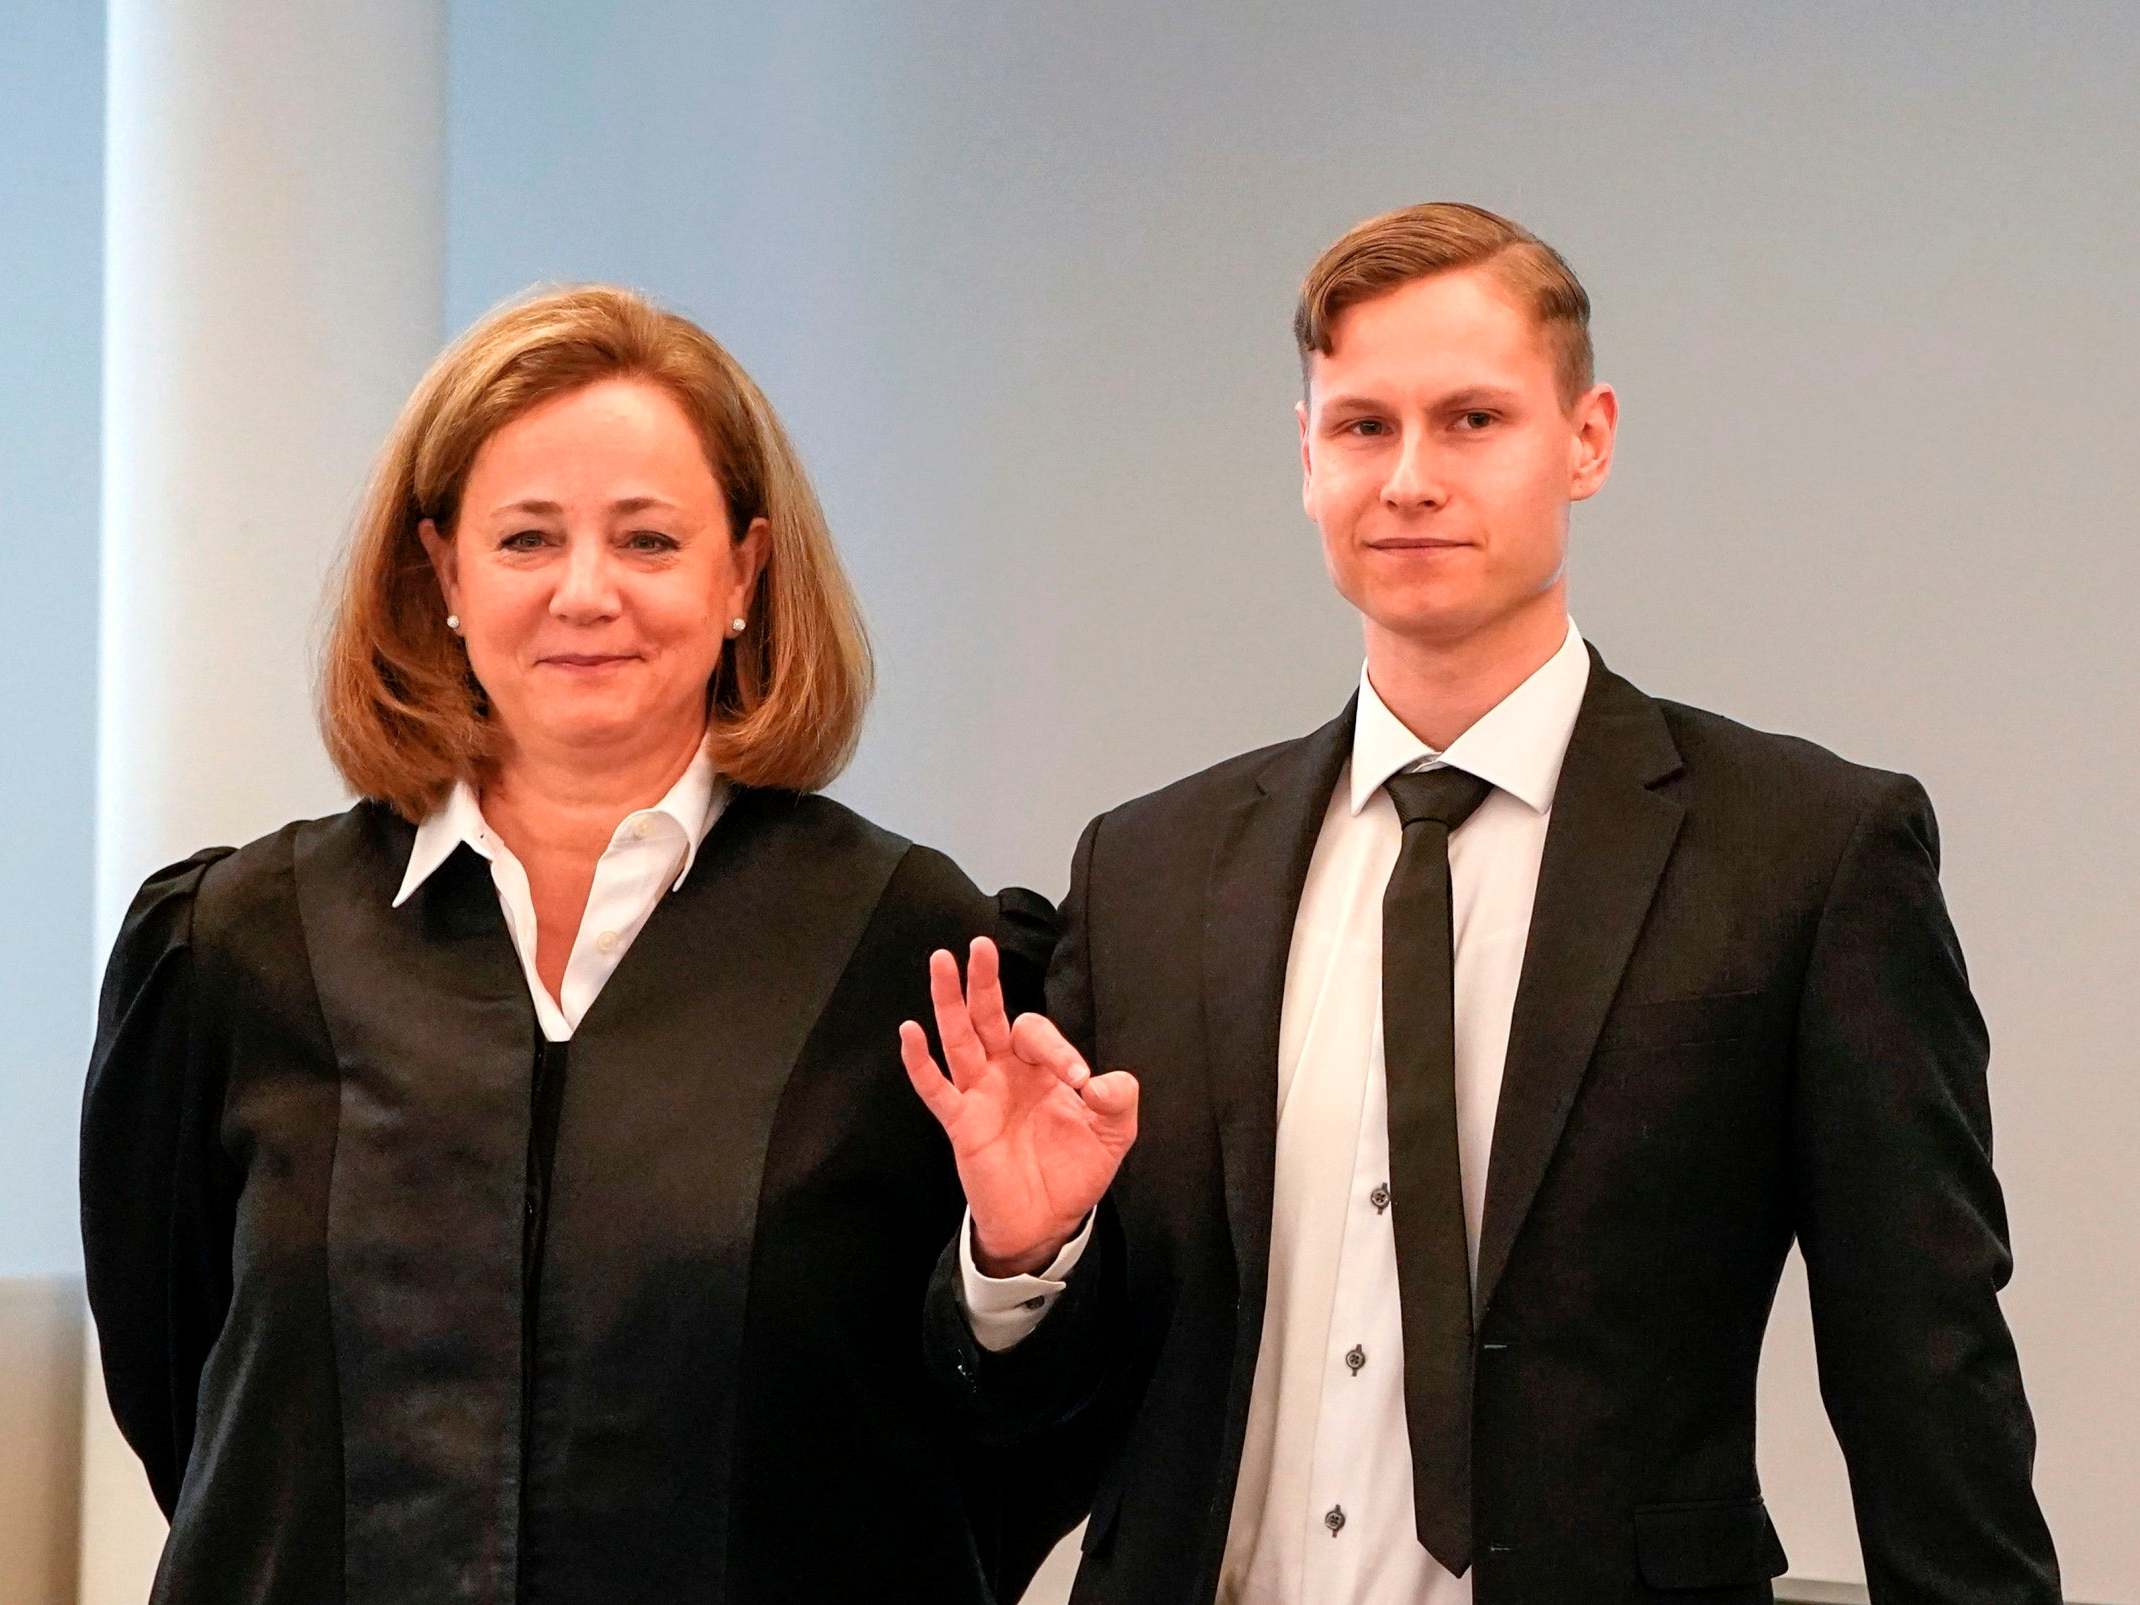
[421,377,767,766]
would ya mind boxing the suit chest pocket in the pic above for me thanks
[1591,988,1770,1056]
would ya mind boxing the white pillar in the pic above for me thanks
[84,3,444,1597]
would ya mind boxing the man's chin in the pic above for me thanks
[1358,597,1495,651]
[1353,584,1567,657]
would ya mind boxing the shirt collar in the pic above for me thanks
[392,738,727,907]
[1347,618,1592,817]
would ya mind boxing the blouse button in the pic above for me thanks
[1344,1343,1366,1376]
[630,817,654,840]
[1324,1505,1346,1537]
[595,930,620,954]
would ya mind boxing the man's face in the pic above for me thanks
[1298,265,1616,654]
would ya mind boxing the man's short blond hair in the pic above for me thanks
[1293,202,1594,406]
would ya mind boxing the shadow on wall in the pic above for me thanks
[0,1278,84,1604]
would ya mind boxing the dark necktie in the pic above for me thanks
[1381,764,1495,1578]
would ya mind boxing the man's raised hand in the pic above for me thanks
[899,936,1138,1276]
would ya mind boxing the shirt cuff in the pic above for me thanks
[955,1207,1095,1353]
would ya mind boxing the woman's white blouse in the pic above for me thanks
[391,745,726,1042]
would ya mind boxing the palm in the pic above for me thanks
[938,1036,1127,1253]
[901,938,1139,1276]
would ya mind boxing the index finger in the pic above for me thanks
[1008,1010,1091,1091]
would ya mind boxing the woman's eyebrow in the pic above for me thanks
[487,495,682,517]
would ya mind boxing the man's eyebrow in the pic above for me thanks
[1314,385,1525,417]
[1314,392,1383,416]
[1436,386,1523,410]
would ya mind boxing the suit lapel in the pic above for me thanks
[1474,648,1685,1319]
[1202,701,1355,1347]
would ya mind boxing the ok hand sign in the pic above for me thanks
[900,937,1139,1276]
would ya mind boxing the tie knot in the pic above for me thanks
[1384,766,1493,833]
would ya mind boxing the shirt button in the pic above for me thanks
[595,930,619,953]
[630,817,653,840]
[1369,1182,1392,1214]
[1324,1505,1346,1537]
[1344,1343,1366,1376]
[1020,1295,1048,1311]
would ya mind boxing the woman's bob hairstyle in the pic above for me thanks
[320,284,872,821]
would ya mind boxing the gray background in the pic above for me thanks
[6,1,2134,1597]
[1,5,103,1592]
[1,0,103,1283]
[445,4,2140,1594]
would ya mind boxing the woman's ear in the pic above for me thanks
[729,515,771,622]
[417,518,459,616]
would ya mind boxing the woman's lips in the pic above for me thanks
[540,653,637,669]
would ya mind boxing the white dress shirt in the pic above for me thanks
[965,620,1591,1604]
[391,742,727,1042]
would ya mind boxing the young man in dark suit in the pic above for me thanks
[901,202,2060,1603]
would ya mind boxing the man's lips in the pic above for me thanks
[1366,538,1471,551]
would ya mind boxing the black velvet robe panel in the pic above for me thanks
[83,788,1068,1604]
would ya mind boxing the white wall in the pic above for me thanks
[443,4,2138,1598]
[79,5,447,1601]
[0,0,102,1284]
[1,4,103,1598]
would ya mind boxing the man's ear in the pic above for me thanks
[1568,382,1619,503]
[1296,399,1315,517]
[417,518,459,614]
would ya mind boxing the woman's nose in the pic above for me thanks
[550,537,621,621]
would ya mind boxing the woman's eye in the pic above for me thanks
[626,531,680,553]
[500,530,548,551]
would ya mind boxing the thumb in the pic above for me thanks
[1081,1069,1140,1143]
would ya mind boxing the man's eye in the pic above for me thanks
[1456,411,1495,430]
[1347,418,1388,436]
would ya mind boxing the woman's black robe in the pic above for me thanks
[82,788,1074,1603]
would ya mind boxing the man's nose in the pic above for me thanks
[1381,432,1447,510]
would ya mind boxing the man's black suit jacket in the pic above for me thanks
[929,645,2059,1603]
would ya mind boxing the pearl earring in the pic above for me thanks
[730,616,747,634]
[446,613,460,632]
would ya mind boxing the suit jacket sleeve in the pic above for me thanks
[1791,774,2060,1601]
[925,814,1123,1442]
[80,848,240,1519]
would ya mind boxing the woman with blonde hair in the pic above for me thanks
[82,286,1068,1602]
